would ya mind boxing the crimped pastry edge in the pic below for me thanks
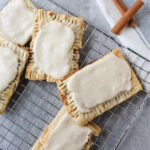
[57,48,143,126]
[25,9,84,82]
[0,0,37,46]
[24,0,37,11]
[0,40,29,114]
[31,106,100,150]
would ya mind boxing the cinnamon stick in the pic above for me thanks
[111,0,144,34]
[112,0,136,27]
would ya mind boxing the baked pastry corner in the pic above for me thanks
[0,40,29,114]
[0,0,37,46]
[57,48,143,125]
[25,9,84,82]
[31,107,100,150]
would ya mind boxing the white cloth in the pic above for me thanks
[96,0,150,61]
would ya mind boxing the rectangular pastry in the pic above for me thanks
[57,48,143,125]
[31,106,100,150]
[25,9,84,82]
[0,0,36,46]
[0,39,29,114]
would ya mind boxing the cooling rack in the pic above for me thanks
[0,0,150,150]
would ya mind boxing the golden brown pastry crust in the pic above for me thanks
[25,9,84,82]
[57,48,143,125]
[0,39,29,114]
[0,35,5,41]
[31,106,100,150]
[24,0,37,10]
[1,0,36,12]
[0,0,37,46]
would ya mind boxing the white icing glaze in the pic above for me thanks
[41,113,91,150]
[0,0,35,45]
[0,47,18,92]
[67,54,132,112]
[33,21,75,79]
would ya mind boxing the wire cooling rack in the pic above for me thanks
[0,0,150,150]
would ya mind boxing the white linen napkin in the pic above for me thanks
[96,0,150,61]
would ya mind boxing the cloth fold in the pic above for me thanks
[96,0,150,61]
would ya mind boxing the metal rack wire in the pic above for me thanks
[0,0,150,150]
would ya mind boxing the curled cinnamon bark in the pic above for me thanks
[112,0,136,27]
[111,0,144,35]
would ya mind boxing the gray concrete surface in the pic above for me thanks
[117,96,150,150]
[0,0,150,149]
